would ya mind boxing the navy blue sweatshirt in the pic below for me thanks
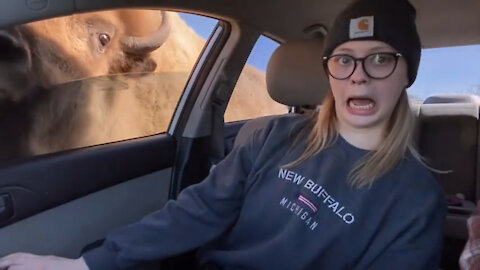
[83,115,446,270]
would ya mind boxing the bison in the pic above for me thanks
[0,9,171,102]
[0,9,285,163]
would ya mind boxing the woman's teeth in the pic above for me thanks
[348,99,375,110]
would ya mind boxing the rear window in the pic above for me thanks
[225,35,287,122]
[407,45,480,100]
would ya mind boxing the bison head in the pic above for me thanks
[0,9,171,102]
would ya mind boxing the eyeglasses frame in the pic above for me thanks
[322,52,403,80]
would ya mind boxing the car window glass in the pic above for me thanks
[0,9,217,164]
[408,45,480,100]
[225,35,287,122]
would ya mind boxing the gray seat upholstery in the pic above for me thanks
[419,95,480,205]
[417,94,480,268]
[424,94,480,105]
[266,39,329,107]
[226,38,328,156]
[234,38,329,147]
[418,96,480,205]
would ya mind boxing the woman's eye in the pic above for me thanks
[372,54,392,65]
[338,56,352,65]
[98,33,111,47]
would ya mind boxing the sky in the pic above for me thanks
[179,13,480,100]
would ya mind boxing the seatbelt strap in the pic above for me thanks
[209,85,227,166]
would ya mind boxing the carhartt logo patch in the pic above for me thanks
[349,16,374,39]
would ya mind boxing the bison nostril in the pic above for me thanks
[0,33,28,62]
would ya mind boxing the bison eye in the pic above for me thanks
[98,33,111,47]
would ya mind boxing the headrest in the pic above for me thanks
[423,94,480,104]
[419,103,479,119]
[420,94,480,118]
[266,39,329,107]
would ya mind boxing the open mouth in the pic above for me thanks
[347,97,376,114]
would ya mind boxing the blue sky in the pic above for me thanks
[409,45,480,99]
[180,13,480,100]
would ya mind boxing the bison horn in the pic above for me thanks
[120,10,171,55]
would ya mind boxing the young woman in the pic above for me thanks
[0,0,446,269]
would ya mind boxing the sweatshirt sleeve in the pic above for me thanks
[365,186,446,270]
[82,128,263,270]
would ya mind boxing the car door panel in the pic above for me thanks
[0,134,175,227]
[0,134,176,257]
[0,169,170,257]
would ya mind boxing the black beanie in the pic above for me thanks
[323,0,421,87]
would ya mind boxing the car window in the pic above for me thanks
[0,9,218,164]
[407,45,480,101]
[224,35,287,122]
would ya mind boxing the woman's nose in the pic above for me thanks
[350,61,369,84]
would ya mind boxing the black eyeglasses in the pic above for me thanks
[323,52,402,80]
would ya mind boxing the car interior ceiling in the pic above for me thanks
[1,0,478,47]
[153,0,480,48]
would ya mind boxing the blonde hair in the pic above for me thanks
[287,89,426,188]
